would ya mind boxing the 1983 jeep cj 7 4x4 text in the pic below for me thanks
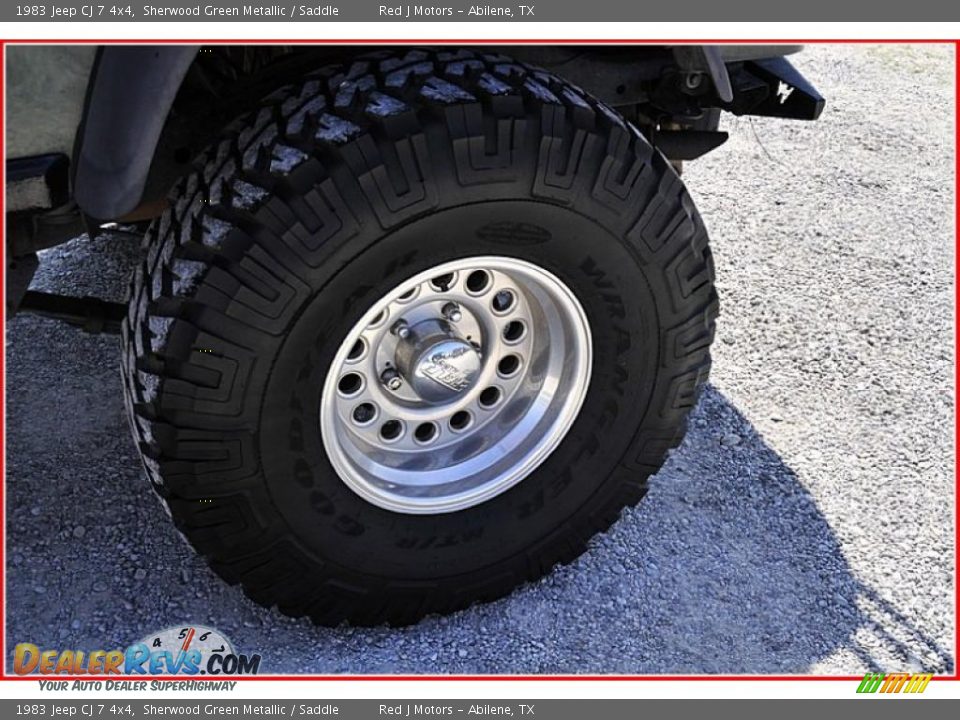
[6,45,823,625]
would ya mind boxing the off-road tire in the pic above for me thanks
[121,48,718,626]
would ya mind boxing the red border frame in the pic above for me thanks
[0,37,956,684]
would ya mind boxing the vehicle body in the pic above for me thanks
[6,44,823,309]
[4,44,823,625]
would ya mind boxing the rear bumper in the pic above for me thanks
[674,45,824,121]
[725,56,826,121]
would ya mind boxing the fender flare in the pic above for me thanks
[73,46,199,220]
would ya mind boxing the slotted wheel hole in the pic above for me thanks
[397,287,418,302]
[352,403,377,425]
[414,422,438,444]
[347,338,366,361]
[492,290,515,314]
[380,420,403,442]
[368,309,388,327]
[479,386,501,408]
[498,355,521,377]
[503,321,525,343]
[450,411,472,432]
[430,273,456,292]
[338,373,364,396]
[466,270,491,294]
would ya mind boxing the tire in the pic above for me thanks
[121,48,718,626]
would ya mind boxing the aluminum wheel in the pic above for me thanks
[320,256,593,514]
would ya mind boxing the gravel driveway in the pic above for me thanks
[5,44,955,675]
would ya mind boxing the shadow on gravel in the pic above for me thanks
[427,385,954,675]
[3,290,954,674]
[490,384,954,675]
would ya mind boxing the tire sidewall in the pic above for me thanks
[258,199,659,580]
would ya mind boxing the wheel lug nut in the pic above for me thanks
[442,302,462,323]
[381,368,403,391]
[392,320,411,339]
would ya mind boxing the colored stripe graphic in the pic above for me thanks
[903,674,933,693]
[857,673,933,694]
[856,673,885,693]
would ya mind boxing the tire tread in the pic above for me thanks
[121,48,718,626]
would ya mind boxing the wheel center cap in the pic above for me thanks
[415,339,481,399]
[395,320,481,403]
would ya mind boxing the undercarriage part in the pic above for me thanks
[673,46,734,103]
[654,129,730,161]
[6,203,87,257]
[5,253,39,317]
[502,46,673,107]
[17,290,126,334]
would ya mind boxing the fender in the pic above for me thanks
[73,46,199,220]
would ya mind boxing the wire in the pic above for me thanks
[748,116,785,167]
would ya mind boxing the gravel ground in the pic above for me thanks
[4,44,956,675]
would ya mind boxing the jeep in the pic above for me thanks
[5,45,823,625]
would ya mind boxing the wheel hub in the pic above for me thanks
[394,319,482,403]
[320,257,592,514]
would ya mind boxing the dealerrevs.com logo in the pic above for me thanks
[14,625,261,675]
